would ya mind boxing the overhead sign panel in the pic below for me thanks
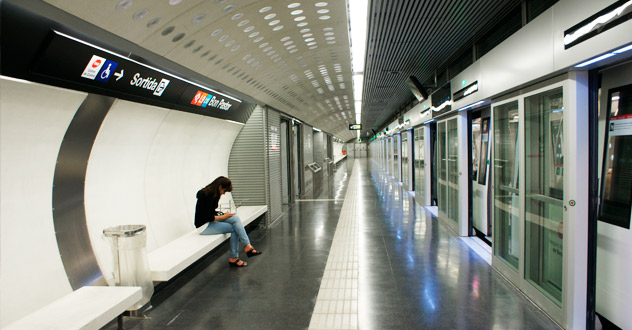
[349,124,362,130]
[30,30,242,116]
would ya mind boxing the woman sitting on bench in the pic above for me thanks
[194,176,262,267]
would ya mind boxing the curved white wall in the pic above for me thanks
[0,78,87,326]
[333,141,344,163]
[85,100,243,284]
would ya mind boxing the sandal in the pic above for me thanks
[246,248,262,257]
[229,259,247,267]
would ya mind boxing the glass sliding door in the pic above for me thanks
[402,132,409,189]
[447,119,459,223]
[414,127,426,204]
[437,122,448,215]
[437,118,459,222]
[493,101,520,270]
[393,135,400,180]
[524,87,564,306]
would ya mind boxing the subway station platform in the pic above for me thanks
[104,159,560,330]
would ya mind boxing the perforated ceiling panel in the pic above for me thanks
[45,0,357,141]
[44,0,524,141]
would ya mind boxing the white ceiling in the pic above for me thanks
[45,0,358,141]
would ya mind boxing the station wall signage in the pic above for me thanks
[349,124,362,130]
[30,31,241,116]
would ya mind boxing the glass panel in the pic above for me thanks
[415,127,426,203]
[478,118,490,185]
[393,135,399,180]
[447,119,459,222]
[402,132,409,187]
[438,122,448,215]
[493,101,520,270]
[524,87,564,306]
[472,117,482,183]
[600,85,632,229]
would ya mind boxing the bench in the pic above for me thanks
[148,203,267,282]
[3,286,142,330]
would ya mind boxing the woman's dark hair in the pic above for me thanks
[201,176,233,200]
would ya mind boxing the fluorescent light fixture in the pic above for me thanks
[551,108,564,113]
[457,100,485,112]
[313,127,322,132]
[422,119,436,124]
[462,84,478,97]
[575,52,617,67]
[614,43,632,53]
[349,0,368,73]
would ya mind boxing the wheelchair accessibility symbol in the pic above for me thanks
[95,60,119,83]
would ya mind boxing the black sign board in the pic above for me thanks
[349,124,362,130]
[30,31,242,116]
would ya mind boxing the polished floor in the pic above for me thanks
[104,159,561,330]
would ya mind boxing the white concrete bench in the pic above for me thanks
[148,204,267,282]
[3,286,142,330]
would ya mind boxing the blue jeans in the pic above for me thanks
[200,215,250,258]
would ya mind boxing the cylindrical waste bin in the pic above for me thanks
[103,225,153,310]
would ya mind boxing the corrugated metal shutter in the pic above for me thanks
[266,107,282,224]
[228,106,266,207]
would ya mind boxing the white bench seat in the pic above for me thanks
[4,286,142,330]
[148,205,267,282]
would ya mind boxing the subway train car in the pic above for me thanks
[1,0,631,329]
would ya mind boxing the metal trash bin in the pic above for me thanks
[103,225,153,310]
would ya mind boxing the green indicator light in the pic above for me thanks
[462,80,466,86]
[423,105,427,109]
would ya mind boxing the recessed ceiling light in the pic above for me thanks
[326,37,335,40]
[225,40,235,47]
[294,16,306,21]
[327,41,336,44]
[303,33,313,37]
[319,15,330,20]
[284,41,293,46]
[133,9,148,20]
[254,37,264,42]
[281,36,291,42]
[297,22,308,27]
[269,20,280,26]
[201,51,210,57]
[224,5,235,12]
[305,38,315,42]
[287,45,296,49]
[324,32,334,36]
[307,42,317,46]
[315,2,328,7]
[215,0,227,3]
[259,6,272,13]
[147,17,160,28]
[317,9,330,14]
[310,46,318,49]
[323,27,334,31]
[219,35,229,42]
[243,54,251,60]
[184,40,195,48]
[273,25,284,31]
[244,26,255,33]
[249,32,259,38]
[300,28,311,33]
[264,13,276,20]
[169,0,183,5]
[193,14,206,23]
[212,28,223,37]
[247,58,255,64]
[116,0,132,11]
[193,46,203,53]
[264,47,272,52]
[238,20,249,27]
[260,42,269,48]
[162,26,175,36]
[268,51,276,56]
[232,13,244,20]
[231,45,240,51]
[271,54,279,59]
[291,10,303,15]
[172,33,185,42]
[288,3,300,8]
